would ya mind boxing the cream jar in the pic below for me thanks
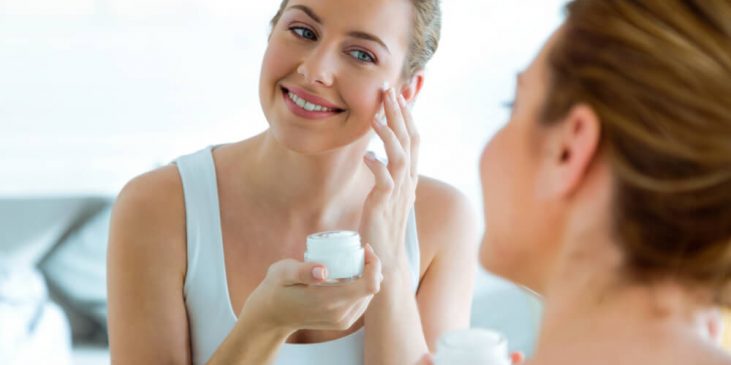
[304,231,364,284]
[433,329,511,365]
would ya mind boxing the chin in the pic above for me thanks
[270,124,370,155]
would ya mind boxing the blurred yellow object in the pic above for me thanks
[724,310,731,350]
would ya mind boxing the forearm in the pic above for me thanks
[207,314,292,365]
[364,263,429,365]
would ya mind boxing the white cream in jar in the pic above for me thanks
[433,328,511,365]
[304,231,364,284]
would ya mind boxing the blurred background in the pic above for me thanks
[0,1,568,364]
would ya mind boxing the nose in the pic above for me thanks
[297,46,336,87]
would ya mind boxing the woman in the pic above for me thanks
[476,0,731,364]
[107,0,477,364]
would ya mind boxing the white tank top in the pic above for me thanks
[176,146,422,365]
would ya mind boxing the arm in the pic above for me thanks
[413,179,478,350]
[363,178,478,364]
[107,167,193,364]
[361,87,478,365]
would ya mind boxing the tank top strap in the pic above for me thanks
[175,145,226,297]
[405,210,421,293]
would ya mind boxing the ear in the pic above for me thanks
[399,70,425,104]
[545,104,601,198]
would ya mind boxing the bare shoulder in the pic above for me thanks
[115,164,184,214]
[111,164,186,256]
[415,176,473,215]
[414,176,478,265]
[415,175,477,238]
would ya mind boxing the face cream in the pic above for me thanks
[304,231,364,284]
[433,329,510,365]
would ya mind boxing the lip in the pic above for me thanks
[281,85,346,120]
[282,85,345,110]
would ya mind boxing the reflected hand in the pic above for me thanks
[361,87,420,271]
[240,244,383,333]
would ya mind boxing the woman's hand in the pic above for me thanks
[239,244,383,334]
[361,87,420,271]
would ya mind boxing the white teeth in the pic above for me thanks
[287,91,334,112]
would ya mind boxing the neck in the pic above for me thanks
[530,160,722,364]
[532,224,720,364]
[242,131,374,225]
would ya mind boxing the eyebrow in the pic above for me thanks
[287,5,322,24]
[347,31,391,54]
[285,5,391,54]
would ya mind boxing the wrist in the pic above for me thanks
[238,294,294,341]
[379,264,413,291]
[376,247,410,273]
[237,307,293,344]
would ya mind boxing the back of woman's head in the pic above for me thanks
[542,0,731,303]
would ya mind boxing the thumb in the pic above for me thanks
[362,244,383,293]
[270,259,328,286]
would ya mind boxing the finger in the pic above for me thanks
[398,94,420,178]
[363,151,395,202]
[372,118,407,179]
[271,259,328,286]
[361,243,383,294]
[511,351,525,364]
[383,87,410,150]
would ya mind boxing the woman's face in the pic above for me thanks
[260,0,413,154]
[479,31,567,292]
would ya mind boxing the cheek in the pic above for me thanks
[340,76,386,125]
[479,128,514,230]
[260,41,293,86]
[478,126,536,273]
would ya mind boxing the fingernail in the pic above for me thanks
[388,88,396,100]
[373,116,386,127]
[364,151,377,161]
[381,81,389,91]
[312,267,326,280]
[375,105,386,125]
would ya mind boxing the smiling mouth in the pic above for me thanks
[281,87,345,114]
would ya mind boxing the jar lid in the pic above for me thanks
[306,231,361,253]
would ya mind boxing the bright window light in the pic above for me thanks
[1,0,96,16]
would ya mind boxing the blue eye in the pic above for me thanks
[349,49,375,63]
[291,26,317,41]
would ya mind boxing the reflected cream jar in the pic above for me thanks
[304,231,364,284]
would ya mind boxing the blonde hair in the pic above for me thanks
[543,0,731,303]
[269,0,441,78]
